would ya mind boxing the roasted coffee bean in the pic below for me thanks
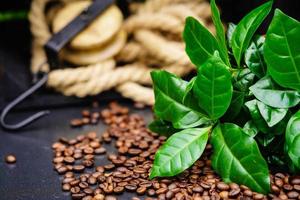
[287,191,299,198]
[82,159,94,168]
[73,165,85,172]
[84,147,94,154]
[113,186,124,194]
[219,191,228,199]
[294,184,300,191]
[70,119,83,127]
[94,194,105,200]
[291,177,300,185]
[83,188,93,195]
[104,164,115,170]
[147,189,156,196]
[88,176,97,185]
[105,196,117,200]
[228,188,240,197]
[72,193,85,199]
[82,110,90,118]
[94,147,106,155]
[82,196,93,200]
[283,184,293,191]
[192,186,204,193]
[136,187,146,195]
[5,154,16,164]
[243,189,253,197]
[217,182,229,191]
[62,183,71,191]
[156,187,167,194]
[79,182,89,189]
[64,156,75,164]
[70,186,80,194]
[125,184,137,192]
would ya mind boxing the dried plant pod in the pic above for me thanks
[61,30,127,65]
[52,1,123,50]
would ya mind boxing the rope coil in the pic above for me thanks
[29,0,213,105]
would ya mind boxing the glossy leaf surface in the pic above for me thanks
[245,36,266,78]
[250,76,300,108]
[183,17,219,68]
[231,1,272,66]
[150,127,210,178]
[148,119,179,137]
[210,0,230,66]
[211,123,270,194]
[193,54,232,119]
[265,9,300,91]
[151,70,208,128]
[285,110,300,169]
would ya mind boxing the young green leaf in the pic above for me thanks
[148,119,179,137]
[243,121,259,137]
[264,9,300,91]
[250,76,300,108]
[193,53,233,119]
[150,127,210,178]
[211,123,270,194]
[245,35,266,78]
[231,1,272,66]
[151,70,209,128]
[285,110,300,169]
[222,90,245,121]
[226,23,236,48]
[210,0,230,66]
[245,100,269,133]
[183,17,219,68]
[232,68,255,92]
[256,101,288,127]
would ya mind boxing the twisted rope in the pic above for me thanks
[29,0,211,105]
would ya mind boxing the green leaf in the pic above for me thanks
[151,70,209,128]
[232,68,255,92]
[243,121,259,137]
[148,119,179,137]
[222,90,245,121]
[227,23,236,48]
[265,9,300,91]
[256,133,276,147]
[183,17,219,68]
[231,1,272,66]
[256,100,288,127]
[193,53,233,119]
[211,123,270,194]
[210,0,230,66]
[150,127,210,178]
[245,35,266,78]
[245,100,269,133]
[285,110,300,169]
[250,76,300,108]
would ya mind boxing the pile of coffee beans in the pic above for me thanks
[52,102,300,200]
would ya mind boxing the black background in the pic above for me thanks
[0,1,299,199]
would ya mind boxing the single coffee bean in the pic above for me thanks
[94,147,106,155]
[192,186,204,193]
[88,176,97,185]
[113,186,124,194]
[294,184,300,191]
[71,193,85,199]
[82,196,93,200]
[217,182,229,191]
[64,157,75,164]
[156,187,168,194]
[147,189,156,196]
[73,165,85,172]
[287,191,299,198]
[253,193,264,200]
[219,191,228,199]
[5,154,16,164]
[70,186,80,194]
[83,188,93,195]
[228,188,240,197]
[62,183,71,191]
[70,119,83,127]
[125,184,137,192]
[136,187,146,195]
[166,190,174,199]
[105,196,116,200]
[94,194,105,200]
[57,166,68,174]
[243,189,253,197]
[79,182,89,189]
